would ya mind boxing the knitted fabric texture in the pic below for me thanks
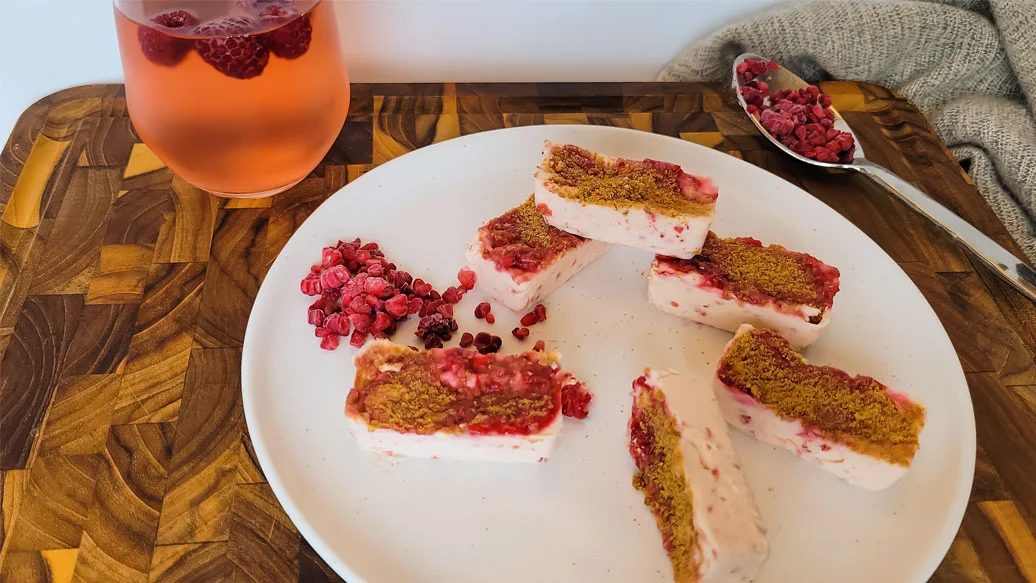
[659,0,1036,261]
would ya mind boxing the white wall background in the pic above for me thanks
[0,0,790,140]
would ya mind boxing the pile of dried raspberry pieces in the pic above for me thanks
[736,59,856,164]
[300,239,473,351]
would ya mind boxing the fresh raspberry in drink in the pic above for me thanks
[237,0,293,12]
[264,13,313,59]
[193,17,270,79]
[137,10,198,66]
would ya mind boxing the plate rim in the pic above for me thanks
[241,124,976,583]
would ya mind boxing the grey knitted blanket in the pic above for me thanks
[659,0,1036,261]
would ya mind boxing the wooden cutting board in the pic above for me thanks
[1,82,1034,583]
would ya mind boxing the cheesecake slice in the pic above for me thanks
[648,232,840,348]
[345,340,591,462]
[629,369,768,583]
[465,195,610,311]
[534,142,718,258]
[714,325,926,490]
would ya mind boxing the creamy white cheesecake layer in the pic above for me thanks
[533,142,715,258]
[713,380,907,491]
[533,183,711,259]
[647,261,828,348]
[713,325,914,491]
[464,234,611,312]
[637,369,768,582]
[346,412,563,463]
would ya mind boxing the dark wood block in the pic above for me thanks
[2,80,1034,582]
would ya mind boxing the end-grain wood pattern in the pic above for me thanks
[1,81,1035,582]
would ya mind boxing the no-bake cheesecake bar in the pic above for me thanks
[648,232,840,348]
[629,369,768,583]
[534,142,718,258]
[346,340,591,462]
[714,325,926,490]
[465,195,610,311]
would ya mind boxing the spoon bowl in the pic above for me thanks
[732,52,866,165]
[731,52,1036,303]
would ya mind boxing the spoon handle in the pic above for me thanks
[854,159,1036,303]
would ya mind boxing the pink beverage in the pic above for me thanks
[114,0,350,197]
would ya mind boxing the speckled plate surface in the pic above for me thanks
[242,124,974,583]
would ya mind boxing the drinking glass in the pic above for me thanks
[113,0,350,198]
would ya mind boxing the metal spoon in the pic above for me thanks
[731,52,1036,303]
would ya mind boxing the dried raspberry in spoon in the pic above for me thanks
[737,59,856,163]
[736,58,776,84]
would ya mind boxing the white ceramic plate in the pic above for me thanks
[242,125,975,583]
